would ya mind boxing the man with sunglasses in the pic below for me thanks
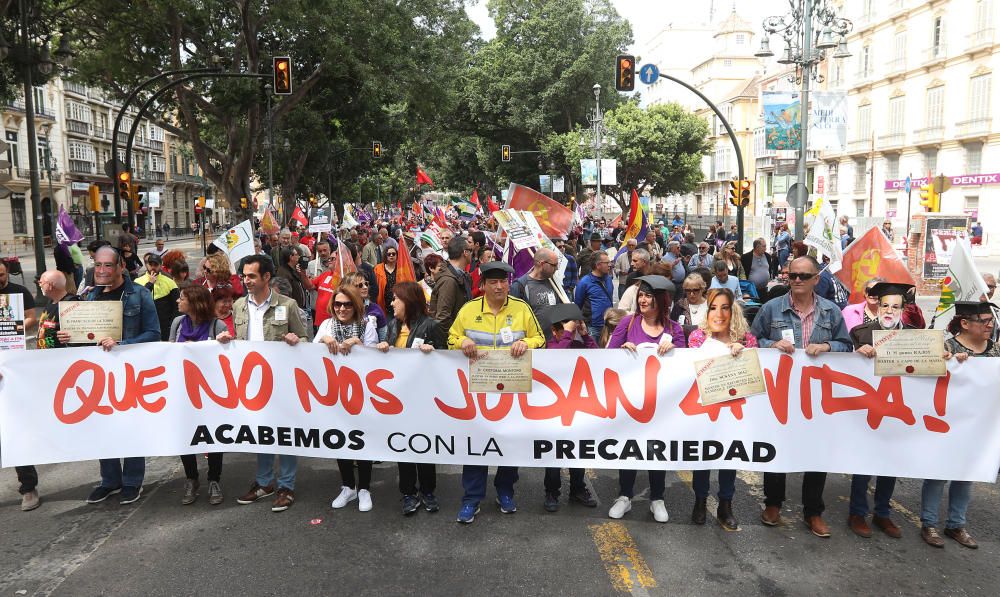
[750,255,852,538]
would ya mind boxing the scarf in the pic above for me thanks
[330,318,364,343]
[177,315,212,342]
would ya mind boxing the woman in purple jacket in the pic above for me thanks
[606,275,686,523]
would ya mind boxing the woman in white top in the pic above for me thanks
[671,273,709,327]
[314,284,378,511]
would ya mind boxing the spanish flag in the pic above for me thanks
[614,189,648,259]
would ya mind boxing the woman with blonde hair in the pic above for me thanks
[686,287,758,530]
[194,251,245,297]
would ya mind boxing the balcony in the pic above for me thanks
[889,0,907,16]
[68,160,95,174]
[955,117,992,139]
[149,140,164,152]
[847,138,872,154]
[914,125,944,145]
[886,57,906,77]
[15,167,60,180]
[171,172,206,184]
[64,81,88,96]
[923,44,948,66]
[65,119,91,135]
[967,28,995,53]
[92,127,111,140]
[852,69,874,87]
[878,132,906,150]
[3,100,55,119]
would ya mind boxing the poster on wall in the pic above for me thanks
[0,293,25,350]
[763,91,801,150]
[923,215,971,279]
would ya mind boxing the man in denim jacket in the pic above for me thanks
[84,246,161,506]
[750,255,852,539]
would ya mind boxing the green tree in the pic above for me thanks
[543,101,710,213]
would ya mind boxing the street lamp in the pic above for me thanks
[579,83,616,214]
[0,0,74,298]
[755,0,851,241]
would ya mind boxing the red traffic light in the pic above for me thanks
[615,54,635,92]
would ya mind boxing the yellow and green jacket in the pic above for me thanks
[448,295,546,350]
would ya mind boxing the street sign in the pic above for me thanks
[933,174,952,193]
[639,63,659,85]
[904,175,912,194]
[787,182,808,208]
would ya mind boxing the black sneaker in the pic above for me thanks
[402,494,421,516]
[119,486,143,505]
[86,485,122,504]
[569,487,598,507]
[420,493,440,513]
[544,492,560,512]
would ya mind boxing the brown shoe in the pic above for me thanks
[272,488,295,512]
[760,505,782,526]
[872,515,902,539]
[805,515,831,538]
[20,490,40,512]
[943,527,978,549]
[848,514,872,538]
[236,482,275,505]
[921,526,945,548]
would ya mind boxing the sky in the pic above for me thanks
[465,0,794,53]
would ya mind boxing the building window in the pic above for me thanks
[925,86,944,128]
[65,100,91,123]
[859,45,872,76]
[923,149,938,174]
[723,59,733,67]
[932,16,944,55]
[68,141,96,162]
[969,74,992,120]
[735,33,745,45]
[828,162,839,195]
[832,58,844,86]
[857,104,872,139]
[150,155,166,172]
[893,31,906,63]
[854,159,868,193]
[149,126,164,142]
[886,198,897,214]
[4,131,17,169]
[10,195,26,234]
[885,155,900,180]
[888,96,905,134]
[965,144,983,173]
[965,196,979,216]
[32,87,45,114]
[855,199,866,217]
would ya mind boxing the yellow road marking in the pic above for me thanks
[588,522,657,593]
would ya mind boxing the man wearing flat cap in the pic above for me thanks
[448,261,546,524]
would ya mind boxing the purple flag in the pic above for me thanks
[55,206,84,246]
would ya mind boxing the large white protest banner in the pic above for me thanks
[2,343,999,481]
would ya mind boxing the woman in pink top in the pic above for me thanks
[606,275,684,524]
[841,277,884,333]
[687,287,758,531]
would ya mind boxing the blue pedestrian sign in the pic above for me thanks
[904,175,912,194]
[639,63,659,85]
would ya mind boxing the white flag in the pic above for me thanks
[212,220,256,268]
[936,238,990,314]
[803,197,843,272]
[341,204,359,229]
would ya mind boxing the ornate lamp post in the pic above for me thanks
[580,83,616,214]
[755,0,851,241]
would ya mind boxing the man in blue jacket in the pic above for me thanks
[750,255,852,539]
[574,252,614,336]
[84,246,160,506]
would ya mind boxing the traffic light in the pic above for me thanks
[372,141,382,158]
[88,184,101,212]
[727,179,739,207]
[273,56,292,95]
[738,179,751,208]
[919,183,939,212]
[195,196,205,213]
[501,144,511,162]
[309,195,318,207]
[132,184,143,213]
[117,170,131,209]
[240,196,249,209]
[615,54,635,92]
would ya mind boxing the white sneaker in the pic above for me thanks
[358,489,372,512]
[331,486,358,509]
[650,499,669,523]
[608,496,631,519]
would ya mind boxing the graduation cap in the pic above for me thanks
[636,275,675,294]
[479,261,514,279]
[868,282,914,299]
[548,303,584,326]
[954,301,994,317]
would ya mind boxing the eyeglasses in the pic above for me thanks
[543,261,559,267]
[787,272,816,281]
[333,301,354,309]
[354,282,368,288]
[684,287,704,294]
[969,316,995,327]
[203,268,212,274]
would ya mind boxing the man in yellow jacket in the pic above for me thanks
[449,261,545,524]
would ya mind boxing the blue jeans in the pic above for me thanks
[99,457,145,488]
[921,479,973,529]
[461,465,518,506]
[256,454,297,490]
[692,469,736,500]
[849,475,896,517]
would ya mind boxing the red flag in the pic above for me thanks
[396,199,402,213]
[290,206,308,227]
[835,227,916,304]
[469,189,481,209]
[506,183,573,239]
[416,167,434,186]
[434,206,448,228]
[396,234,417,283]
[609,213,622,228]
[487,195,500,213]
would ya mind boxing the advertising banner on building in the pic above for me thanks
[810,91,847,151]
[2,343,999,482]
[763,91,801,150]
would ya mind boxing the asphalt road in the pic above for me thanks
[1,457,997,596]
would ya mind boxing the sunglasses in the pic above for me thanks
[788,272,816,281]
[386,252,397,257]
[684,287,704,293]
[354,282,369,288]
[333,301,354,309]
